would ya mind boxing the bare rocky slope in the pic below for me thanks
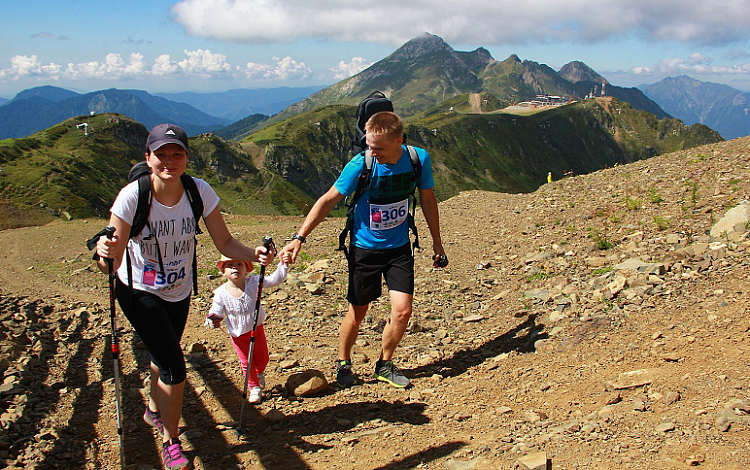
[1,137,750,470]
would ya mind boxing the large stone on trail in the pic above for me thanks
[264,408,286,424]
[286,369,329,397]
[605,369,653,390]
[606,274,628,296]
[615,258,665,275]
[304,283,325,295]
[522,288,551,303]
[710,200,750,238]
[517,451,550,470]
[300,272,326,284]
[714,399,750,431]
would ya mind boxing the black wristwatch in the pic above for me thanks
[292,232,306,244]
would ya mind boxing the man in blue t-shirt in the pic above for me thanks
[281,111,447,388]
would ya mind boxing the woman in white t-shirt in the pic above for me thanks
[95,123,273,470]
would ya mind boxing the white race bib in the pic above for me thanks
[369,199,409,230]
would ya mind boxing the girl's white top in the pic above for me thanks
[111,177,220,302]
[209,262,288,337]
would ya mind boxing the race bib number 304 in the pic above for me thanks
[142,264,187,289]
[370,199,409,230]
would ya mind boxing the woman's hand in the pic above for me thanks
[256,245,275,266]
[97,233,119,260]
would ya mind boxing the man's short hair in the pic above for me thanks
[365,111,403,140]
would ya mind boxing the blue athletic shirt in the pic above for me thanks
[334,145,434,249]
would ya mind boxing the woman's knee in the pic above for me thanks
[156,361,187,385]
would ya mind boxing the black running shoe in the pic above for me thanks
[374,360,410,388]
[336,359,358,388]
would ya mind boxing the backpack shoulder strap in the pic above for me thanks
[363,150,374,175]
[406,145,421,183]
[180,173,204,295]
[180,174,204,234]
[126,174,152,291]
[130,174,152,238]
[337,152,374,252]
[405,145,422,252]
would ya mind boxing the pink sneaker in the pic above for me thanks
[143,407,164,436]
[162,438,190,469]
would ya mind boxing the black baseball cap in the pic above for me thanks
[146,123,189,152]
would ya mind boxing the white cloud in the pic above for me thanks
[329,57,372,80]
[0,55,63,80]
[170,0,750,47]
[151,54,181,76]
[242,56,311,80]
[628,56,750,77]
[0,51,313,84]
[178,49,233,75]
[688,53,712,66]
[64,53,147,80]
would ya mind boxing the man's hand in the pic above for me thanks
[432,242,448,268]
[280,240,302,264]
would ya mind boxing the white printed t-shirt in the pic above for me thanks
[111,177,220,302]
[209,262,288,337]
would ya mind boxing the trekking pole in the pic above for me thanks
[86,226,125,467]
[103,227,125,468]
[237,236,275,436]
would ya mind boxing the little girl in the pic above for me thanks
[206,253,289,403]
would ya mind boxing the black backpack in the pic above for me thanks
[338,92,422,254]
[126,161,204,295]
[351,91,395,156]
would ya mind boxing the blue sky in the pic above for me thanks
[2,0,750,99]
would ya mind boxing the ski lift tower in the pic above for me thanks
[76,123,88,136]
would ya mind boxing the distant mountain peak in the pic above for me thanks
[559,61,607,85]
[641,75,750,139]
[390,32,454,60]
[12,85,80,103]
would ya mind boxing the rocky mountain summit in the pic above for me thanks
[1,137,750,469]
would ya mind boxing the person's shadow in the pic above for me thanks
[408,313,547,379]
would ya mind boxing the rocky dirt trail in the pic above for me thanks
[1,138,750,470]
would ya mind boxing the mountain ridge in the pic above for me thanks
[641,75,750,139]
[154,85,326,121]
[0,97,721,228]
[263,33,668,131]
[0,87,230,139]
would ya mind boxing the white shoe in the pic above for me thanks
[248,386,262,404]
[257,373,265,389]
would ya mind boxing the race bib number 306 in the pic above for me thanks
[370,199,409,230]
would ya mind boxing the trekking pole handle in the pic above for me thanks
[262,236,275,256]
[433,253,449,268]
[86,225,116,252]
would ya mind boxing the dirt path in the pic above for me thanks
[1,138,750,469]
[469,93,482,113]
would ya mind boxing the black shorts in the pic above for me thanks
[115,278,190,385]
[347,243,414,306]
